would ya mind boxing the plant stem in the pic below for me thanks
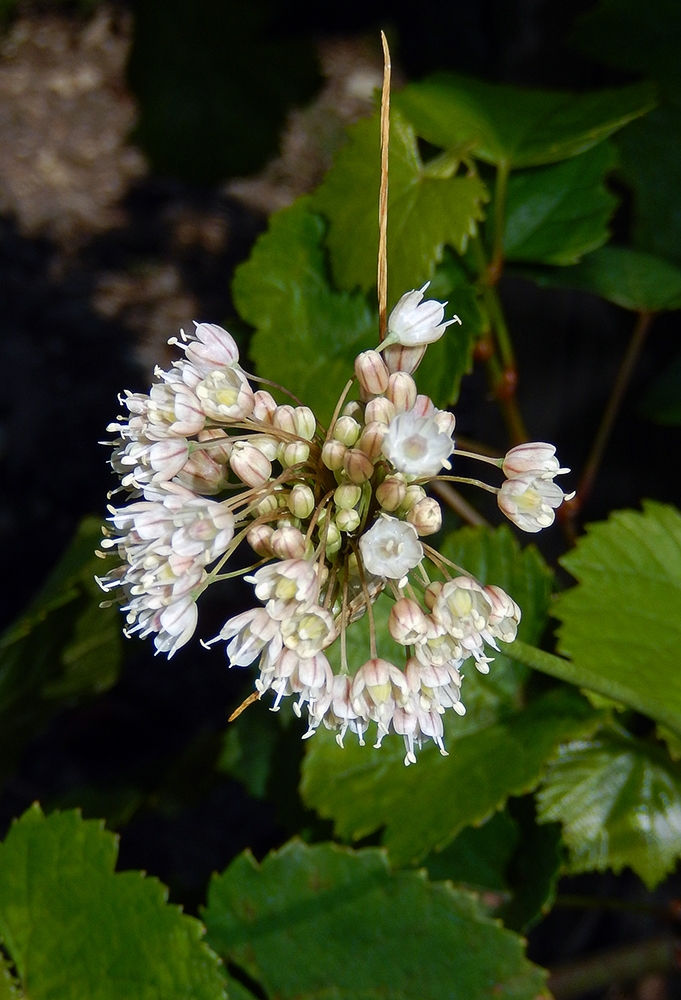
[490,159,510,282]
[501,639,681,740]
[548,936,679,1000]
[377,31,390,342]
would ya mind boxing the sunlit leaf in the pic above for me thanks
[0,805,226,999]
[395,73,654,167]
[204,840,547,1000]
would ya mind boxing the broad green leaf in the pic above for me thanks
[503,142,619,265]
[640,347,681,424]
[313,109,488,303]
[395,73,655,168]
[554,502,681,737]
[0,960,18,1000]
[218,708,280,799]
[204,840,547,1000]
[0,517,123,785]
[0,805,226,999]
[616,107,681,268]
[524,245,681,311]
[233,198,377,425]
[498,802,563,933]
[301,686,600,866]
[537,729,681,888]
[420,808,519,890]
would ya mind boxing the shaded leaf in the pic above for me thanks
[537,729,681,888]
[395,73,655,167]
[204,840,547,1000]
[499,801,563,933]
[640,346,681,424]
[0,805,226,999]
[313,109,488,303]
[554,502,681,737]
[420,809,519,890]
[523,246,681,311]
[233,198,377,425]
[504,142,619,265]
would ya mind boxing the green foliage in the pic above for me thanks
[204,839,547,1000]
[640,346,681,424]
[0,805,226,999]
[394,72,655,167]
[503,142,619,265]
[0,517,123,787]
[313,109,488,304]
[537,729,681,888]
[525,245,681,311]
[233,198,377,425]
[420,808,520,889]
[554,502,681,737]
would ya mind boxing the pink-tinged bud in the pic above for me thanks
[176,450,226,494]
[271,524,308,559]
[376,474,407,511]
[272,404,297,435]
[355,350,390,395]
[333,415,361,446]
[334,483,361,510]
[365,396,396,425]
[401,484,427,512]
[389,598,429,645]
[197,428,232,464]
[383,342,427,375]
[256,492,281,516]
[484,584,522,643]
[407,496,442,536]
[502,442,567,479]
[252,390,278,424]
[386,372,417,413]
[424,581,442,610]
[411,394,436,418]
[322,439,346,471]
[247,524,275,556]
[251,435,279,461]
[359,421,388,461]
[343,447,375,484]
[336,507,361,532]
[294,406,316,441]
[280,441,310,467]
[434,410,456,436]
[149,439,189,480]
[230,443,272,487]
[288,484,315,519]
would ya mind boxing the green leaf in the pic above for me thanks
[523,245,681,311]
[233,198,377,426]
[420,808,520,890]
[301,686,600,866]
[498,801,563,933]
[395,73,655,168]
[0,517,124,785]
[204,840,547,1000]
[537,729,681,888]
[218,708,280,799]
[640,346,681,424]
[503,142,619,265]
[0,805,226,999]
[554,502,681,737]
[313,109,488,303]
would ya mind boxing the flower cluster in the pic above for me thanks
[98,286,572,764]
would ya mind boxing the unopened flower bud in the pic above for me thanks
[407,497,442,536]
[149,439,189,480]
[383,342,427,375]
[411,394,436,418]
[401,484,427,512]
[324,520,342,554]
[288,484,315,519]
[247,524,274,556]
[256,492,281,517]
[434,410,456,437]
[376,474,407,511]
[386,372,417,413]
[355,350,390,395]
[176,450,226,494]
[280,441,310,467]
[342,400,364,420]
[424,581,442,610]
[389,598,429,645]
[365,396,396,425]
[343,447,375,484]
[322,439,346,471]
[333,415,361,447]
[271,524,308,559]
[272,404,297,435]
[251,434,279,461]
[484,585,522,642]
[294,406,316,441]
[334,483,362,510]
[502,442,567,479]
[252,390,278,424]
[359,421,388,461]
[336,507,361,533]
[197,428,232,463]
[230,443,272,487]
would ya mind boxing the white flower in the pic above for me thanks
[359,515,424,580]
[218,607,283,667]
[195,367,255,421]
[171,321,240,375]
[382,407,454,477]
[385,283,460,347]
[432,577,496,666]
[497,474,574,532]
[502,442,569,479]
[280,605,337,658]
[246,559,318,619]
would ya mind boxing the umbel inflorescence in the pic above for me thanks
[98,285,573,765]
